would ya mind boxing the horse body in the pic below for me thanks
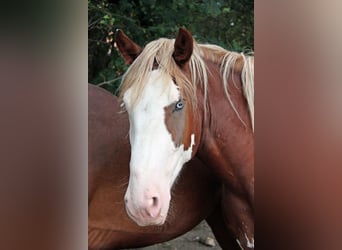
[196,59,254,249]
[88,84,239,249]
[115,28,254,249]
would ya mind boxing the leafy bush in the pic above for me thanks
[88,0,253,93]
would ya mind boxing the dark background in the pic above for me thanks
[88,0,253,93]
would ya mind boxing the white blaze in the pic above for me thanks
[123,69,195,225]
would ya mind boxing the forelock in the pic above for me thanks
[118,38,199,109]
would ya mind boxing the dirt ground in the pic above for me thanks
[123,221,222,250]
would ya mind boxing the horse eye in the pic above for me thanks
[175,100,184,111]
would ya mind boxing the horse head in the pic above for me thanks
[115,28,202,226]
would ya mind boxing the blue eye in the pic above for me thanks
[175,100,184,111]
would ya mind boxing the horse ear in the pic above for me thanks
[115,29,142,65]
[173,28,193,67]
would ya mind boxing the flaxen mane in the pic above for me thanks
[118,38,254,131]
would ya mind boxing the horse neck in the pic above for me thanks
[196,60,254,198]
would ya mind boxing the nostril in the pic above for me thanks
[152,196,158,207]
[124,198,128,204]
[145,196,160,218]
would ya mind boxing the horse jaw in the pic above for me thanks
[123,70,196,226]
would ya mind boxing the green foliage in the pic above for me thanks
[88,0,253,93]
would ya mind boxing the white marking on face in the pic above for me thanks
[123,69,196,225]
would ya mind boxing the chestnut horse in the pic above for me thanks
[115,28,254,249]
[88,84,240,249]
